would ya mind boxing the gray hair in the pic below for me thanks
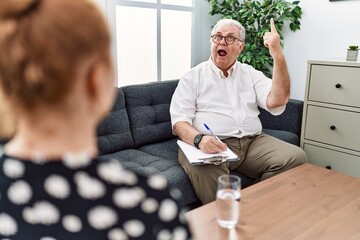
[211,19,246,42]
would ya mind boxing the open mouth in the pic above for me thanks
[217,49,227,57]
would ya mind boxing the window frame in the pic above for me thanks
[106,0,196,86]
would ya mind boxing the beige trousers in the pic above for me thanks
[178,133,307,204]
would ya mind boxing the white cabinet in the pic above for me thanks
[300,60,360,178]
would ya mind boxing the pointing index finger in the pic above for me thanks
[270,18,277,33]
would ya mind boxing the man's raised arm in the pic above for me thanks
[263,18,290,109]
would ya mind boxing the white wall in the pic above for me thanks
[283,0,360,100]
[193,0,220,65]
[93,0,106,14]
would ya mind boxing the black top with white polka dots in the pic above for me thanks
[0,152,191,240]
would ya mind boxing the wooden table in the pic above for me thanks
[185,163,360,240]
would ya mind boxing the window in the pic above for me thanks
[107,0,194,86]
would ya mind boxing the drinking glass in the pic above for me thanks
[216,174,241,228]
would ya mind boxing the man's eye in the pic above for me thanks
[227,36,234,41]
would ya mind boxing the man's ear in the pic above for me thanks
[238,42,244,55]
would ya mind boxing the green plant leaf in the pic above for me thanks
[207,0,302,77]
[348,45,359,50]
[240,55,245,62]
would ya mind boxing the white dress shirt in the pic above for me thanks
[170,58,286,138]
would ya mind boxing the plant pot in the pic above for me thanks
[346,50,359,61]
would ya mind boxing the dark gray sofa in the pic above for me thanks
[96,80,303,208]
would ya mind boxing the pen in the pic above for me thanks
[203,123,222,142]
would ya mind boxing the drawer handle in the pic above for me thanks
[335,83,342,89]
[330,125,336,130]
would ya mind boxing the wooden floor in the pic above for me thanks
[185,163,360,240]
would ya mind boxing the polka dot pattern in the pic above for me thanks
[97,161,138,185]
[147,174,168,190]
[74,172,105,200]
[157,229,172,240]
[63,152,91,169]
[113,187,146,209]
[141,198,159,214]
[23,201,60,225]
[7,180,32,205]
[88,206,118,230]
[3,159,25,179]
[62,215,82,233]
[40,237,57,240]
[123,220,145,238]
[44,175,70,199]
[0,155,190,239]
[0,213,17,236]
[158,199,178,222]
[173,226,189,240]
[108,228,128,240]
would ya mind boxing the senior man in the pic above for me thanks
[170,18,306,204]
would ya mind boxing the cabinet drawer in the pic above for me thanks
[304,144,360,178]
[308,65,360,108]
[304,105,360,151]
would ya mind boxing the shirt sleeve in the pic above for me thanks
[170,75,197,130]
[250,66,286,116]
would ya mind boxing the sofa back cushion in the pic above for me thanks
[259,99,303,138]
[122,80,179,148]
[97,88,134,154]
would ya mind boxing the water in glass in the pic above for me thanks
[216,175,241,228]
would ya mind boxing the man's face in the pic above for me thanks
[211,25,243,72]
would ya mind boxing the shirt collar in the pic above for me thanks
[209,57,237,79]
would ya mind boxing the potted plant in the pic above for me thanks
[346,45,359,61]
[207,0,302,77]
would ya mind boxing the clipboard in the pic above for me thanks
[177,140,240,165]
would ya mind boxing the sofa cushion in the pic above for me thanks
[262,129,300,146]
[259,99,303,139]
[138,137,179,161]
[98,140,199,207]
[97,88,134,155]
[122,80,179,148]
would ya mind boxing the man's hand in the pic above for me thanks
[263,18,282,59]
[199,135,227,154]
[264,18,290,109]
[173,121,227,154]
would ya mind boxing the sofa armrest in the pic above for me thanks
[259,99,303,138]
